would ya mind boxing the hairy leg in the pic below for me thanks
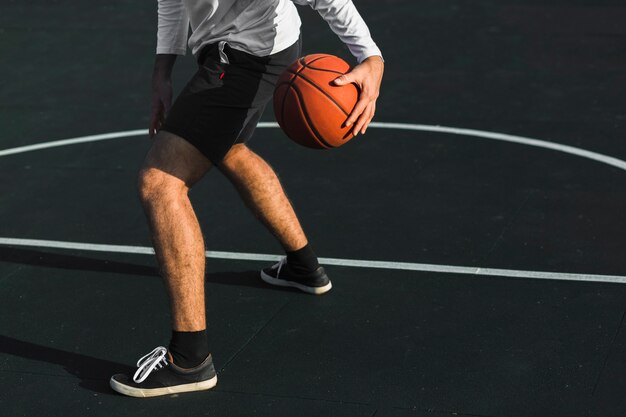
[138,131,212,331]
[218,144,308,252]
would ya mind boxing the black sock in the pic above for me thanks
[286,243,320,274]
[169,330,209,369]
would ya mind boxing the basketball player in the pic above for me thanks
[110,0,383,397]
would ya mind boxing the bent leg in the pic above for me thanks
[217,144,308,252]
[138,131,212,331]
[218,144,331,294]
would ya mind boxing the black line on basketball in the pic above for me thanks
[294,71,351,116]
[301,56,345,75]
[280,64,309,130]
[286,68,302,77]
[292,83,333,149]
[298,55,327,69]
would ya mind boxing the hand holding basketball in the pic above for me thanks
[274,54,360,149]
[333,55,384,136]
[273,54,383,149]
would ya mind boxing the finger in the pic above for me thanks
[353,103,373,136]
[149,112,157,137]
[149,110,162,138]
[149,119,157,138]
[149,99,167,137]
[333,72,356,86]
[361,102,376,134]
[345,97,369,128]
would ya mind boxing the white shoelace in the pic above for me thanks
[273,257,287,277]
[133,346,169,383]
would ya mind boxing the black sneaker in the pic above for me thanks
[261,258,332,295]
[110,347,217,398]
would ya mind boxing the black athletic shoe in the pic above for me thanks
[110,346,217,398]
[261,258,332,295]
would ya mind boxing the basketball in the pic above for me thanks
[273,54,359,149]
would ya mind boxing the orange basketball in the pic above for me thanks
[273,54,358,149]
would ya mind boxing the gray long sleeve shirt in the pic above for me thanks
[157,0,382,62]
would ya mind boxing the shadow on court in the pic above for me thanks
[0,334,132,395]
[0,247,294,290]
[2,0,626,416]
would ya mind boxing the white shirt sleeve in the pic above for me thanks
[292,0,382,63]
[156,0,190,55]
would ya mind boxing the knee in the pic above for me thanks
[219,144,251,172]
[137,168,186,207]
[137,169,161,205]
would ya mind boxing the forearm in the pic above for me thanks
[149,54,177,137]
[153,54,178,80]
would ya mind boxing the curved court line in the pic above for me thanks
[0,124,624,283]
[0,122,625,173]
[0,237,625,284]
[373,122,626,172]
[0,130,147,157]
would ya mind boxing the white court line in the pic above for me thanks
[0,122,625,172]
[0,123,624,283]
[1,237,625,284]
[0,130,147,157]
[372,122,626,172]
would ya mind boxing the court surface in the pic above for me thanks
[1,1,626,416]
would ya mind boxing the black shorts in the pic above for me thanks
[161,40,301,164]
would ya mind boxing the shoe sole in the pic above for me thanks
[260,271,332,295]
[110,375,217,398]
